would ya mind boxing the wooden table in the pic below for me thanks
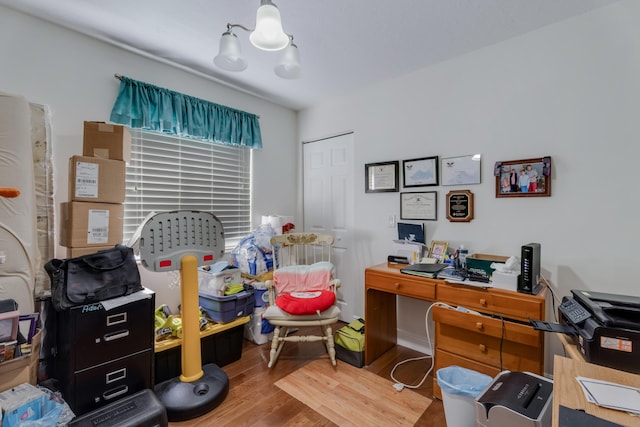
[552,355,640,426]
[364,262,547,398]
[557,332,584,361]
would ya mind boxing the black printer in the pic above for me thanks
[559,289,640,374]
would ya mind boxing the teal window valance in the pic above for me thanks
[110,76,262,149]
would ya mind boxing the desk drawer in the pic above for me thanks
[436,283,544,322]
[365,271,436,300]
[434,318,543,373]
[433,306,540,347]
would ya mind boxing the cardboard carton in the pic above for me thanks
[60,201,123,248]
[68,155,125,203]
[66,245,115,258]
[0,329,41,392]
[83,121,131,162]
[466,253,509,280]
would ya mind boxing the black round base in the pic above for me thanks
[154,363,229,422]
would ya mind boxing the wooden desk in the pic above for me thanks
[553,355,640,426]
[557,332,584,361]
[365,263,547,398]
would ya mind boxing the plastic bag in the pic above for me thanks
[16,386,75,427]
[231,224,276,276]
[436,366,493,398]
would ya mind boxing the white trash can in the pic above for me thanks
[437,366,492,427]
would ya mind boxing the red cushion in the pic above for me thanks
[276,290,336,315]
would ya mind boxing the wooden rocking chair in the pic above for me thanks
[263,233,341,368]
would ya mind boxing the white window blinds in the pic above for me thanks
[124,129,252,251]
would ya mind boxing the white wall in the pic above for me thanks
[0,6,299,310]
[299,0,640,373]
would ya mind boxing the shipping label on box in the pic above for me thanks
[83,121,132,162]
[60,201,123,248]
[69,155,125,203]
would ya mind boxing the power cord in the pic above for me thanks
[390,302,453,391]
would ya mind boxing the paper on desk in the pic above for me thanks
[577,376,640,415]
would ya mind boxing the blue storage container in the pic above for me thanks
[199,288,255,323]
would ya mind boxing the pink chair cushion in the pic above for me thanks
[272,261,334,294]
[276,290,336,315]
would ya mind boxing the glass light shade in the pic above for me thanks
[249,2,289,51]
[274,43,301,79]
[214,31,248,71]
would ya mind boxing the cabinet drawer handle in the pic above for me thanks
[106,367,127,384]
[394,282,401,289]
[103,385,128,401]
[106,312,127,326]
[475,322,483,330]
[478,344,486,352]
[104,330,130,342]
[479,298,487,306]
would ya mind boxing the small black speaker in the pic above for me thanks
[518,243,541,294]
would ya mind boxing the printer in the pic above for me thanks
[559,289,640,374]
[475,371,553,427]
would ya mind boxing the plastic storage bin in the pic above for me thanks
[198,267,241,295]
[199,288,255,323]
[436,366,492,427]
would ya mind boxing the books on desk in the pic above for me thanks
[400,263,446,278]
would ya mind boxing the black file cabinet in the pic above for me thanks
[53,289,155,416]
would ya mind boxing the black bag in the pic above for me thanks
[45,245,143,311]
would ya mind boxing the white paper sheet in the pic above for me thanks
[577,376,640,415]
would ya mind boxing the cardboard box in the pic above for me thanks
[83,121,131,162]
[60,201,123,248]
[66,245,115,258]
[69,155,125,203]
[466,253,509,280]
[0,329,41,392]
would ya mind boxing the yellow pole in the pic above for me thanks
[179,255,204,382]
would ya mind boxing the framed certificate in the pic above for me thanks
[441,154,481,186]
[403,156,439,187]
[365,161,399,193]
[400,191,437,220]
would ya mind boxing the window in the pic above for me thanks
[124,129,252,251]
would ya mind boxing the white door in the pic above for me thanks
[303,132,355,322]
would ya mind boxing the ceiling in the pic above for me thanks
[1,0,619,110]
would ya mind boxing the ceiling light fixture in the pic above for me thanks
[213,0,301,79]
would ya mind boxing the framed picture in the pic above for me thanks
[441,154,481,186]
[428,240,449,262]
[446,190,474,222]
[402,156,439,187]
[495,156,551,198]
[400,191,437,220]
[365,161,399,193]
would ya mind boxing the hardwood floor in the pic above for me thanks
[169,323,446,426]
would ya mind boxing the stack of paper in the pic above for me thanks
[577,376,640,415]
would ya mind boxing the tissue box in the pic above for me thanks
[491,270,519,292]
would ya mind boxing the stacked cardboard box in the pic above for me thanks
[61,122,131,258]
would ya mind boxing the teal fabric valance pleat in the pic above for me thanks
[110,76,262,149]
